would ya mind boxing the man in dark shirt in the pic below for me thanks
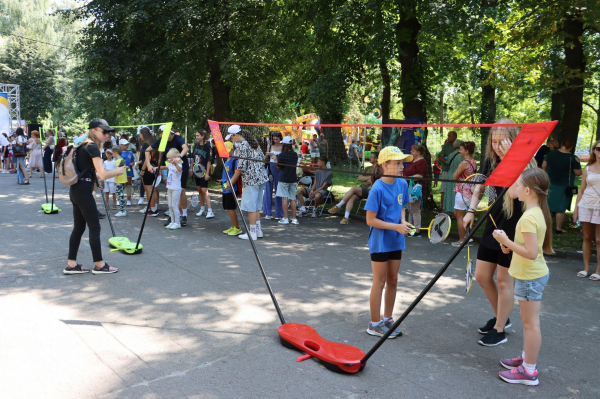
[146,125,190,225]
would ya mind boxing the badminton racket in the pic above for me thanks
[191,193,199,208]
[461,173,498,212]
[465,227,474,293]
[410,213,451,244]
[193,163,206,178]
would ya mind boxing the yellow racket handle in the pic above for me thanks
[489,214,498,228]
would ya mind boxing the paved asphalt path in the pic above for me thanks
[1,173,598,398]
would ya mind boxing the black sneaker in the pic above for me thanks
[180,216,187,226]
[478,317,512,334]
[146,210,159,217]
[98,212,106,219]
[63,264,90,275]
[478,328,508,346]
[92,263,118,274]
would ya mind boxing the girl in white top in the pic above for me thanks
[263,131,283,219]
[103,150,117,209]
[165,148,183,230]
[573,140,600,281]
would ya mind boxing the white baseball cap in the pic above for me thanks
[281,136,293,144]
[225,125,241,140]
[119,139,129,145]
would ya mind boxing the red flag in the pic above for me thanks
[208,120,229,158]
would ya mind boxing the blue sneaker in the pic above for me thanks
[384,318,402,337]
[366,321,395,338]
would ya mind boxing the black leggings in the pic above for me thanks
[68,181,103,262]
[43,148,53,173]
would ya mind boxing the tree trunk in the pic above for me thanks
[560,11,585,149]
[550,89,565,139]
[209,59,232,122]
[320,115,348,166]
[479,0,498,164]
[379,59,391,120]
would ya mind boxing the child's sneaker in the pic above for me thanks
[311,210,317,218]
[137,197,144,205]
[278,218,290,225]
[146,210,159,217]
[498,365,539,386]
[239,232,257,240]
[366,321,391,338]
[196,209,205,217]
[478,329,508,346]
[256,229,264,238]
[328,205,341,214]
[383,318,402,337]
[228,227,243,236]
[223,227,233,234]
[500,355,524,370]
[291,219,299,225]
[115,211,127,217]
[168,223,182,230]
[340,218,349,224]
[206,210,215,219]
[297,210,307,218]
[139,208,146,214]
[126,200,132,206]
[165,223,174,229]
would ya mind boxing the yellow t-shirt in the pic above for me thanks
[114,158,128,184]
[508,207,549,280]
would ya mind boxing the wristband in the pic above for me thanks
[466,210,475,214]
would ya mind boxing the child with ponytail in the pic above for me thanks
[492,168,554,386]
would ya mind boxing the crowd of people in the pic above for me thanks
[3,116,600,386]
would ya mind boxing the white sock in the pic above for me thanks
[250,224,257,236]
[383,316,392,323]
[371,320,383,327]
[522,361,536,374]
[182,209,188,217]
[200,206,206,211]
[301,206,306,212]
[522,351,526,359]
[208,208,212,212]
[337,200,345,207]
[256,220,262,231]
[152,205,157,212]
[344,211,350,218]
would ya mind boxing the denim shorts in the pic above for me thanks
[514,274,549,301]
[241,183,265,212]
[276,182,298,200]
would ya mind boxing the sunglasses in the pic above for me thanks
[594,147,600,151]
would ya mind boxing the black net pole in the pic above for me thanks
[98,183,117,237]
[50,161,56,211]
[360,187,509,364]
[134,151,164,250]
[42,145,48,203]
[221,156,286,325]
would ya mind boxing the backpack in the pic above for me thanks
[57,144,92,185]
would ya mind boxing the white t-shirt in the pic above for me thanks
[166,162,182,190]
[110,136,117,147]
[104,159,116,182]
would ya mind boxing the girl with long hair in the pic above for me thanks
[493,168,554,386]
[452,141,477,246]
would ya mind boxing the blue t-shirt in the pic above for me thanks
[222,158,239,194]
[121,151,135,177]
[364,178,409,254]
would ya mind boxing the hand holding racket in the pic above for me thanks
[396,221,413,235]
[461,173,498,229]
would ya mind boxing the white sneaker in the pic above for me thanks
[256,230,264,238]
[165,223,174,229]
[116,201,120,206]
[206,211,215,219]
[291,219,299,225]
[115,211,127,217]
[196,209,206,217]
[311,210,317,218]
[168,223,182,229]
[139,208,146,214]
[239,233,257,240]
[127,200,132,206]
[278,218,290,225]
[137,198,144,205]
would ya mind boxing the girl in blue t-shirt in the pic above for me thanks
[364,146,413,339]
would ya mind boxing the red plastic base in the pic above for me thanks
[278,323,366,374]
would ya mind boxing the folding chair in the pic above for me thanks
[306,185,334,217]
[355,198,366,214]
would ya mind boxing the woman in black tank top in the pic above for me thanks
[64,119,126,275]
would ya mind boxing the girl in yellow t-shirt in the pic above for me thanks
[492,168,554,386]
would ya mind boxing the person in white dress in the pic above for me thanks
[573,140,600,281]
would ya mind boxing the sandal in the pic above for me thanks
[92,263,119,275]
[451,241,463,247]
[577,270,589,278]
[590,273,600,281]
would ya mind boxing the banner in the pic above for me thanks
[0,93,9,135]
[208,120,229,158]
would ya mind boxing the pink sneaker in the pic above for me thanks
[498,365,539,386]
[500,355,523,370]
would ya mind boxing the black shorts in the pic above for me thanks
[195,176,209,188]
[181,168,189,189]
[142,170,155,186]
[222,192,238,210]
[477,244,511,268]
[370,250,403,262]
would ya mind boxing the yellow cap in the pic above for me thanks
[378,146,413,163]
[225,141,234,152]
